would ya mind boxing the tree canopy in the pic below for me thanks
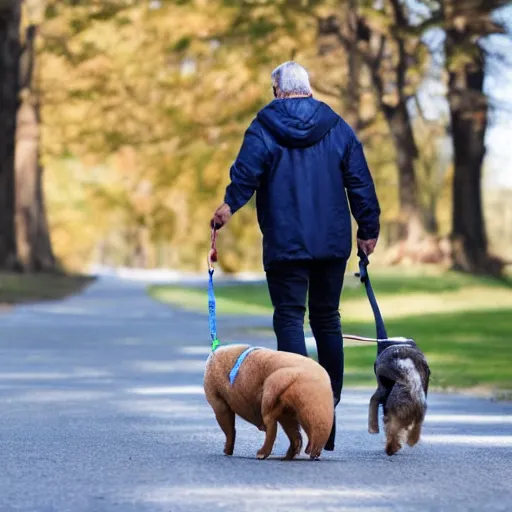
[0,0,508,273]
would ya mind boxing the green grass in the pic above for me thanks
[150,282,273,315]
[0,272,95,306]
[148,270,512,317]
[340,310,512,391]
[148,271,512,394]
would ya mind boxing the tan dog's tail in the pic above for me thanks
[286,372,334,458]
[261,367,300,415]
[261,367,333,459]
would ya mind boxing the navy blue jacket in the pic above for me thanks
[224,97,380,270]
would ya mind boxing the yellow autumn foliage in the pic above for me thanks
[37,0,449,272]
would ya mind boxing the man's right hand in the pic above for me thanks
[357,238,378,256]
[210,203,232,230]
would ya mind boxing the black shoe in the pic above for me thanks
[324,411,336,451]
[324,395,340,452]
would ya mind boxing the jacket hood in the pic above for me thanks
[257,97,339,148]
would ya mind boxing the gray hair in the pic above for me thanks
[271,61,312,97]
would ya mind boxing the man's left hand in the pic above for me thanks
[211,203,232,230]
[358,238,378,256]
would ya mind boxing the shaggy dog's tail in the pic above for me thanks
[386,382,426,425]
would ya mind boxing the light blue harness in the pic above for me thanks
[229,347,262,386]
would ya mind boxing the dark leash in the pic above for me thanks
[356,248,388,341]
[354,249,421,413]
[352,248,414,354]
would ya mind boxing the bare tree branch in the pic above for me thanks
[376,34,386,65]
[389,0,407,28]
[310,79,342,100]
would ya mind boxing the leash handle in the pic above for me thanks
[207,227,218,272]
[357,248,388,340]
[357,248,370,283]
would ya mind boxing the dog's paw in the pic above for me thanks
[224,432,235,455]
[256,449,271,460]
[368,425,380,434]
[385,441,401,456]
[282,436,303,460]
[406,423,422,447]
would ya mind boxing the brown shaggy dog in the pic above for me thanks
[368,339,431,456]
[204,344,334,460]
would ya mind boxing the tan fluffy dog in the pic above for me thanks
[204,344,334,460]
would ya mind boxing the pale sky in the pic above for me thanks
[483,20,512,189]
[415,4,512,190]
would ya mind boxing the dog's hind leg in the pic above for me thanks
[368,388,383,434]
[279,414,302,460]
[407,408,425,447]
[407,422,422,447]
[257,369,298,460]
[257,409,280,460]
[302,413,334,460]
[384,416,402,456]
[209,395,236,456]
[304,435,326,460]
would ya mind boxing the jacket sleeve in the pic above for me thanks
[343,132,381,240]
[224,120,269,215]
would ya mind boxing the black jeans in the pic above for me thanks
[265,258,346,403]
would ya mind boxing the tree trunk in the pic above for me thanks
[344,0,361,129]
[0,1,21,270]
[318,7,443,264]
[380,101,446,265]
[15,23,56,272]
[446,29,502,275]
[383,102,423,242]
[15,98,56,271]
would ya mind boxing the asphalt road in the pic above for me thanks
[1,277,511,512]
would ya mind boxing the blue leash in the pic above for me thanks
[207,228,264,385]
[357,248,388,341]
[209,261,262,383]
[208,228,220,352]
[208,268,220,352]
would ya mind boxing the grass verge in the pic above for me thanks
[148,271,512,318]
[340,309,512,391]
[0,272,95,306]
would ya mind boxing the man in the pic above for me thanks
[211,61,380,451]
